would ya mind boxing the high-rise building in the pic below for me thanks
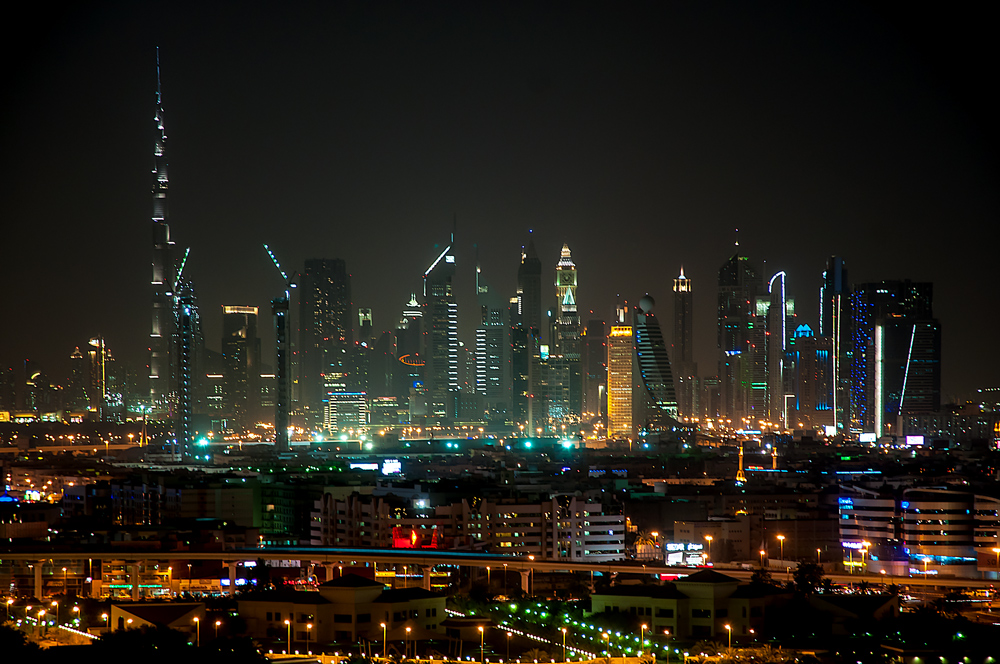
[149,48,175,410]
[764,272,794,426]
[850,281,940,437]
[788,324,834,430]
[358,308,373,343]
[394,294,424,417]
[582,318,607,419]
[553,243,582,416]
[820,257,851,432]
[298,259,352,428]
[672,268,697,419]
[422,232,459,420]
[475,262,508,421]
[509,296,530,427]
[633,295,679,432]
[717,252,762,425]
[222,306,261,432]
[607,305,633,439]
[517,237,543,338]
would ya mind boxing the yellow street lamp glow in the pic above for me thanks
[725,624,731,649]
[381,622,387,659]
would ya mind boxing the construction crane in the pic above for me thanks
[264,244,295,452]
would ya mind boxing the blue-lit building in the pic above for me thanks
[717,252,762,425]
[633,295,679,433]
[788,324,834,431]
[849,281,940,437]
[422,232,458,421]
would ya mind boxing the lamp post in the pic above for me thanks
[601,632,609,656]
[507,631,512,661]
[479,625,485,663]
[284,618,290,653]
[51,600,59,626]
[725,624,731,650]
[759,549,766,568]
[62,567,68,594]
[194,617,200,647]
[503,563,508,595]
[72,605,80,625]
[528,555,535,596]
[704,535,713,565]
[663,630,670,664]
[381,622,387,659]
[405,626,412,658]
[816,548,822,565]
[101,612,108,629]
[306,623,312,655]
[215,619,221,639]
[640,624,646,656]
[777,535,785,562]
[562,627,567,661]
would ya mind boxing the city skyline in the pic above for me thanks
[2,4,997,400]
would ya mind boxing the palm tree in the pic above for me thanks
[523,648,550,662]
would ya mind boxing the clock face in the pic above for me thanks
[558,272,576,286]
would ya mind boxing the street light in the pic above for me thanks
[528,555,535,596]
[406,626,412,658]
[284,618,291,653]
[101,612,108,629]
[816,548,822,565]
[381,622,387,659]
[72,606,80,624]
[640,624,646,656]
[479,625,485,663]
[306,623,312,655]
[487,566,491,589]
[562,627,568,661]
[601,632,610,655]
[759,549,766,568]
[5,598,12,621]
[507,631,512,661]
[62,567,68,594]
[777,535,785,562]
[503,563,508,595]
[704,535,713,564]
[725,624,731,649]
[215,619,221,639]
[51,600,59,626]
[194,617,200,647]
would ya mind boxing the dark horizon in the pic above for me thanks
[2,3,997,401]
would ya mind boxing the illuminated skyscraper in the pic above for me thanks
[298,259,352,427]
[582,318,607,418]
[553,243,582,416]
[476,262,508,421]
[717,252,762,425]
[820,256,851,432]
[672,268,697,418]
[607,305,633,439]
[633,295,679,432]
[149,48,175,409]
[422,231,458,420]
[850,281,939,437]
[789,324,834,430]
[222,306,261,432]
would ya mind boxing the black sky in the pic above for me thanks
[2,3,997,399]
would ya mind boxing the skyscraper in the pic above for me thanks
[422,232,458,421]
[633,295,679,432]
[717,252,762,425]
[788,324,834,430]
[149,48,175,409]
[820,256,851,432]
[850,281,940,436]
[553,243,582,416]
[298,259,352,428]
[476,262,508,421]
[672,268,697,418]
[222,306,261,432]
[607,305,633,439]
[517,237,542,338]
[582,318,607,419]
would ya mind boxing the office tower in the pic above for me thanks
[582,318,607,419]
[820,257,851,432]
[476,263,508,421]
[149,48,175,409]
[765,271,793,426]
[176,288,196,447]
[850,281,940,436]
[369,331,395,399]
[422,232,459,420]
[517,237,543,337]
[221,306,261,432]
[394,295,424,410]
[672,268,698,419]
[68,347,89,411]
[509,296,530,427]
[633,295,679,434]
[298,259,352,427]
[358,308,373,343]
[607,305,633,439]
[788,325,834,430]
[717,252,762,425]
[553,243,582,416]
[86,337,110,419]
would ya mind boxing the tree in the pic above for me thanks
[792,562,825,595]
[0,623,41,657]
[750,567,777,586]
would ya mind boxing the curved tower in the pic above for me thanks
[633,295,679,429]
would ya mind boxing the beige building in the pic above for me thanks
[238,573,446,646]
[590,569,789,643]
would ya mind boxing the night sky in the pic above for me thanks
[2,3,996,400]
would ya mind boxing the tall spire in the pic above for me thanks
[149,46,175,409]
